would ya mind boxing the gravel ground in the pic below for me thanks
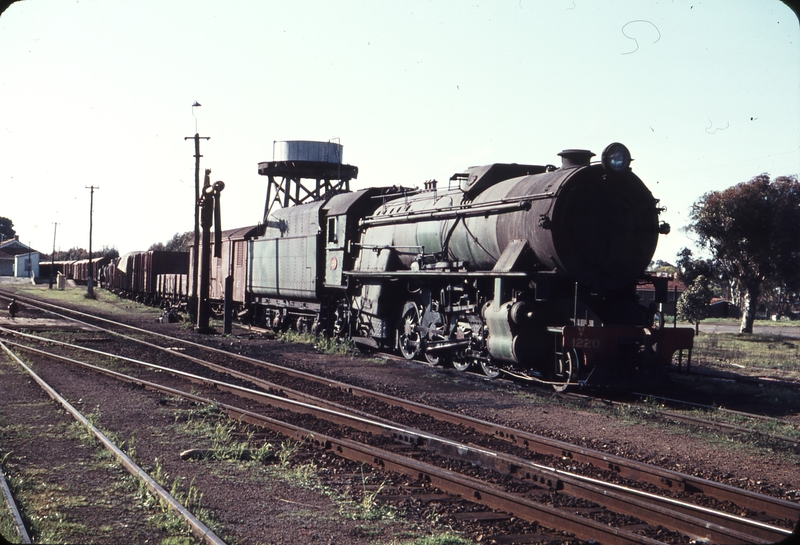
[0,285,798,544]
[0,340,450,545]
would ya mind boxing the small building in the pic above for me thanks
[0,236,41,278]
[637,275,686,316]
[709,298,740,318]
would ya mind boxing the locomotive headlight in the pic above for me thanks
[601,142,632,174]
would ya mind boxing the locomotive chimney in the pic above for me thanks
[557,149,595,168]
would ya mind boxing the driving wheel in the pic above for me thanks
[398,301,422,360]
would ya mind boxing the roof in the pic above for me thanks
[0,238,38,257]
[637,276,687,292]
[220,225,261,241]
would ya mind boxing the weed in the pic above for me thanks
[314,335,355,356]
[136,459,212,541]
[182,416,275,462]
[211,421,233,449]
[289,461,320,487]
[160,537,195,545]
[250,440,276,464]
[185,402,221,424]
[0,497,21,545]
[277,330,355,356]
[277,440,299,468]
[125,435,136,460]
[400,534,474,545]
[67,419,97,448]
[348,479,396,521]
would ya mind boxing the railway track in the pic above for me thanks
[2,335,791,544]
[0,342,227,545]
[377,349,800,456]
[1,292,798,543]
[0,445,30,544]
[558,392,800,453]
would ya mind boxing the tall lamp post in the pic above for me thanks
[185,102,209,321]
[86,185,99,297]
[49,222,58,289]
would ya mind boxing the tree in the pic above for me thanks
[687,174,800,333]
[100,246,119,260]
[62,247,90,260]
[675,248,719,287]
[42,245,118,261]
[0,216,16,242]
[676,275,714,334]
[648,259,677,277]
[149,231,193,252]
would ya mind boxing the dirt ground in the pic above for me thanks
[0,283,798,544]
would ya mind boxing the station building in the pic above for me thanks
[0,236,40,278]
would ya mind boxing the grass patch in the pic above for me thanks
[0,397,209,544]
[277,330,356,356]
[181,403,276,464]
[394,535,474,545]
[664,374,800,437]
[0,454,24,544]
[692,332,800,380]
[344,478,396,522]
[0,507,20,545]
[5,475,89,544]
[701,317,800,328]
[3,283,162,322]
[135,458,207,540]
[178,406,405,531]
[519,387,800,466]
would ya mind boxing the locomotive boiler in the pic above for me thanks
[247,142,694,389]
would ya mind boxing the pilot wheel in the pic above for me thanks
[552,348,580,392]
[480,359,501,379]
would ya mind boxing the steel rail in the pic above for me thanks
[0,443,31,544]
[0,341,673,545]
[631,393,800,426]
[680,367,800,391]
[653,411,798,446]
[562,392,799,447]
[0,342,227,545]
[2,336,789,544]
[3,291,800,525]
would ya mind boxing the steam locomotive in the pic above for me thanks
[100,142,692,388]
[243,142,694,389]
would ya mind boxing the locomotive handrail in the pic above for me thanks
[359,192,554,228]
[369,188,423,199]
[355,244,424,251]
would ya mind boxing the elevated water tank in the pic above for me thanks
[273,140,343,164]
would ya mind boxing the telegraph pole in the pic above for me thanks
[185,102,209,321]
[86,185,98,298]
[49,222,58,289]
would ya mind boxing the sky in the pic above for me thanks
[1,0,798,264]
